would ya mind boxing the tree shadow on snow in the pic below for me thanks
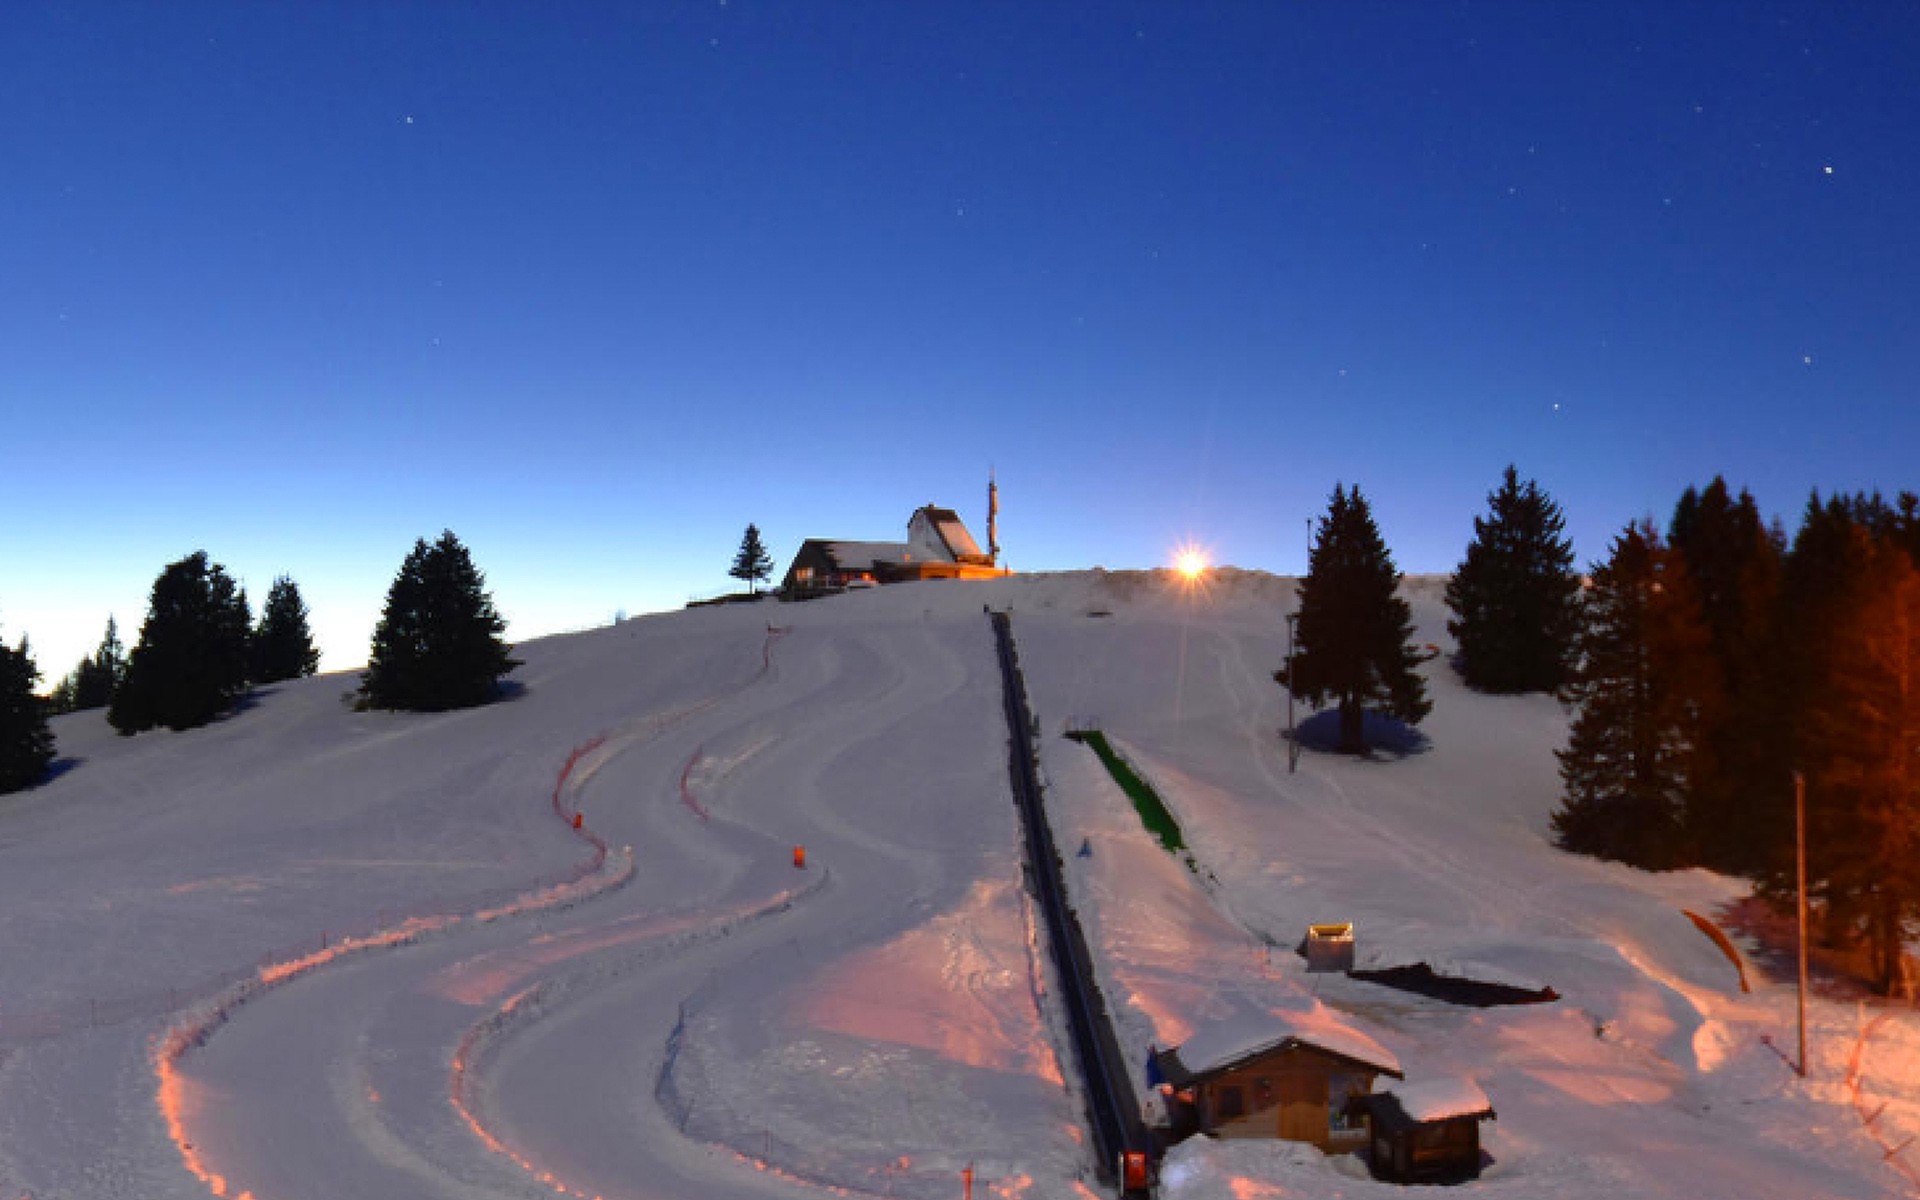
[1292,710,1431,759]
[41,757,83,785]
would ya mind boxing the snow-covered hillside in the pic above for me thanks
[0,570,1913,1200]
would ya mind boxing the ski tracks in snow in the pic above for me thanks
[155,622,814,1200]
[157,611,1069,1200]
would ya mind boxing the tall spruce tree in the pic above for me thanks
[252,576,320,683]
[70,617,126,711]
[361,531,519,711]
[1552,522,1719,869]
[1796,530,1920,994]
[1276,484,1431,755]
[1895,492,1920,564]
[46,669,78,717]
[1445,465,1582,694]
[1666,479,1785,871]
[109,553,254,734]
[0,636,57,793]
[729,524,774,595]
[1766,493,1888,881]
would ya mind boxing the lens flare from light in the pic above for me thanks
[1174,546,1210,582]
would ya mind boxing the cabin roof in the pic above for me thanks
[1154,1008,1403,1088]
[817,540,918,567]
[911,505,986,561]
[1365,1077,1495,1134]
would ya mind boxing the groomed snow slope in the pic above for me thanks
[0,569,1912,1200]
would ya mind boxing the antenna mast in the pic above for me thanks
[988,470,1000,563]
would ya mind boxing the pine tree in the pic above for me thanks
[729,524,774,595]
[1445,465,1582,694]
[1552,522,1719,869]
[0,636,57,793]
[70,617,126,711]
[252,576,320,683]
[1276,484,1431,755]
[1798,532,1920,994]
[361,531,519,711]
[1666,479,1785,871]
[108,552,254,734]
[46,668,78,716]
[1894,491,1920,565]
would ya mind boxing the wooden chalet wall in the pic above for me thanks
[1193,1045,1382,1152]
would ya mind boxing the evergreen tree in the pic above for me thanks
[729,524,774,595]
[1666,479,1785,871]
[108,552,254,734]
[1764,492,1888,878]
[1894,491,1920,565]
[1445,465,1582,694]
[361,531,519,711]
[1797,531,1920,994]
[0,636,57,793]
[1552,522,1719,869]
[1276,484,1431,755]
[46,668,78,716]
[252,576,320,683]
[70,617,126,711]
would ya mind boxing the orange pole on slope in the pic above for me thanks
[962,1163,973,1200]
[793,845,806,869]
[573,812,583,830]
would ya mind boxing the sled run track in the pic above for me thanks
[0,603,1084,1200]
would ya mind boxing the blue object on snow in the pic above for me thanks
[1077,837,1092,858]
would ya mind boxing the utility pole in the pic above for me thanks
[1286,515,1312,773]
[1285,612,1298,773]
[1796,770,1809,1078]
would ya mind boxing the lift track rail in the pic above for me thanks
[989,611,1151,1196]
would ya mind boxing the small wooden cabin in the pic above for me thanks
[1151,1012,1403,1152]
[1358,1077,1496,1184]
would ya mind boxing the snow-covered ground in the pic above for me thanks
[0,569,1913,1200]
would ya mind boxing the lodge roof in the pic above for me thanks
[817,539,919,566]
[1153,1008,1404,1089]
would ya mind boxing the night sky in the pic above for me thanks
[5,1,1916,678]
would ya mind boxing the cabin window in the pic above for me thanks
[1328,1071,1371,1133]
[1215,1085,1246,1122]
[795,567,813,583]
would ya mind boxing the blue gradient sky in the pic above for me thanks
[6,2,1917,680]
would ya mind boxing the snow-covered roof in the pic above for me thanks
[823,540,918,567]
[1160,1006,1402,1085]
[1370,1077,1495,1127]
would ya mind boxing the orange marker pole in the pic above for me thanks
[793,845,807,869]
[573,812,583,830]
